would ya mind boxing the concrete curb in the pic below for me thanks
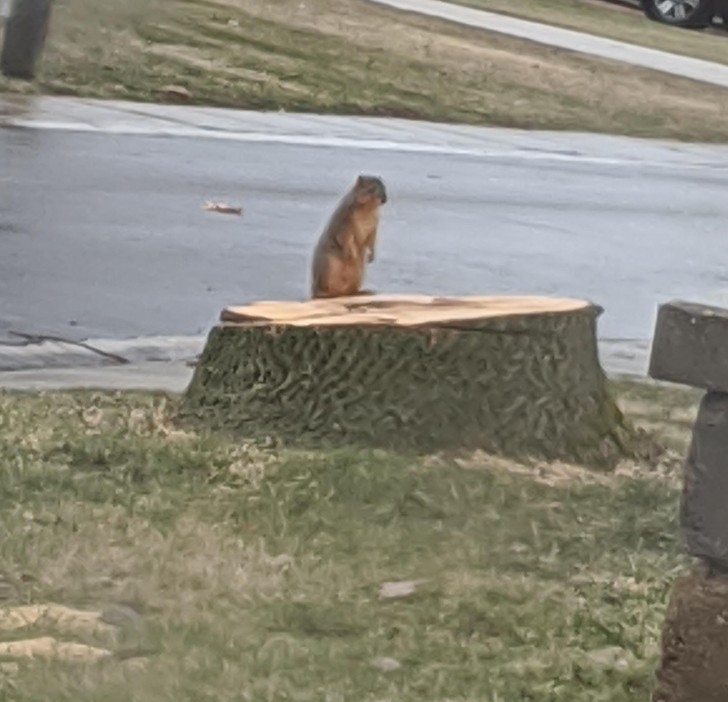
[0,361,195,393]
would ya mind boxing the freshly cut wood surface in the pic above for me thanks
[221,294,591,328]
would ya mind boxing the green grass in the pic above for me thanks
[3,0,728,140]
[612,378,700,454]
[450,0,728,66]
[0,381,697,701]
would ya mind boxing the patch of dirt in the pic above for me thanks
[653,563,728,702]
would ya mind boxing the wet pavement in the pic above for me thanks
[2,97,728,380]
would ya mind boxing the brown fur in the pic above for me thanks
[310,175,387,299]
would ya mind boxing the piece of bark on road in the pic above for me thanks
[203,201,244,216]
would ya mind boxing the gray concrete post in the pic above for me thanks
[0,0,53,80]
[649,300,728,702]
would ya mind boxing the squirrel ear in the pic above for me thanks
[356,175,365,186]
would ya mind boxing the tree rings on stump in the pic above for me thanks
[181,294,636,464]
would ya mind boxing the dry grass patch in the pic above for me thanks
[451,0,728,66]
[613,378,700,454]
[2,0,728,139]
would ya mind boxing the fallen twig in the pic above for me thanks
[8,331,130,365]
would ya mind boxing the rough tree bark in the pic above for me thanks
[181,294,640,465]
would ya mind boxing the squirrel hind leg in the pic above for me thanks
[310,286,374,300]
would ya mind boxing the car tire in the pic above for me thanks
[640,0,716,28]
[1,0,53,80]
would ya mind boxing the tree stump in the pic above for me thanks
[181,294,636,464]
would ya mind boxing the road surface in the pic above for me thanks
[2,97,728,379]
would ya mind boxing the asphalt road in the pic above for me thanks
[2,124,728,353]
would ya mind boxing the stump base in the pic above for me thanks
[182,294,639,465]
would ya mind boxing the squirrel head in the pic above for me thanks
[354,175,387,206]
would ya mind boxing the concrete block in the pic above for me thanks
[649,300,728,392]
[681,391,728,570]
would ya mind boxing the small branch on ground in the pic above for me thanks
[7,331,130,365]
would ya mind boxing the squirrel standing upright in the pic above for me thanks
[310,175,387,299]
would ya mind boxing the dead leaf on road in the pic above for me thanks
[203,201,244,216]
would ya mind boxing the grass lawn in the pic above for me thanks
[448,0,728,66]
[0,380,698,701]
[3,0,728,140]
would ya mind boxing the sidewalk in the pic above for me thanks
[4,95,728,169]
[0,361,194,393]
[369,0,728,89]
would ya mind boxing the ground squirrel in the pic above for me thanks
[310,175,388,299]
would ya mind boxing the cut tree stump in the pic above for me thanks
[181,294,638,464]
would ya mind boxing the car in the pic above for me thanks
[640,0,728,28]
